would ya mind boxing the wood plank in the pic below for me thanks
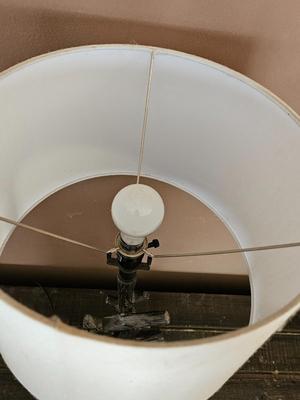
[0,286,252,328]
[0,265,250,295]
[2,285,299,330]
[0,286,299,399]
[162,329,300,374]
[213,374,300,400]
[0,370,34,400]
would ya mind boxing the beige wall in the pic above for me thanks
[0,1,298,288]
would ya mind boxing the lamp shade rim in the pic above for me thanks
[1,43,299,126]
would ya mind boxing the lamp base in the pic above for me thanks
[82,310,170,341]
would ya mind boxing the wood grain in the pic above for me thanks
[0,286,299,399]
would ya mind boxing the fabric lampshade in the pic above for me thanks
[0,45,299,400]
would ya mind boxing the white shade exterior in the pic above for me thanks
[0,45,299,400]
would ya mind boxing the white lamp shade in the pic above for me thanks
[0,45,299,400]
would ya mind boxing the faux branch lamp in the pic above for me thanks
[0,45,299,400]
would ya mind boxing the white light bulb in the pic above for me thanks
[111,184,165,245]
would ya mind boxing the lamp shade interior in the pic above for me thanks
[0,45,299,322]
[0,174,250,286]
[0,45,299,400]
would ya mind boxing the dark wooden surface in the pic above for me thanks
[0,286,299,399]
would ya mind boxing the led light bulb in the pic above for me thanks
[111,184,165,245]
